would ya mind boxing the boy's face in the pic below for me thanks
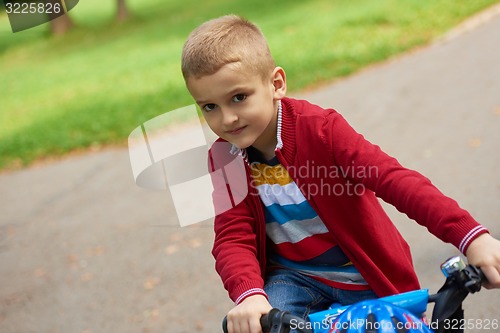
[186,63,285,154]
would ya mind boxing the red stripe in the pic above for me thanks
[270,233,337,261]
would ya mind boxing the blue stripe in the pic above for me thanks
[299,246,351,266]
[271,255,360,273]
[264,201,318,225]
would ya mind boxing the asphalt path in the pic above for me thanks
[1,7,499,333]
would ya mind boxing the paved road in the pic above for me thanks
[1,8,500,333]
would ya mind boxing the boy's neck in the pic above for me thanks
[259,148,276,161]
[247,145,276,164]
[251,130,278,161]
[250,101,280,161]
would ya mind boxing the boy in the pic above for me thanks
[181,15,500,333]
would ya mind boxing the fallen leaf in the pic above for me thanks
[169,233,182,242]
[7,226,16,237]
[81,272,93,282]
[164,245,179,255]
[87,245,106,257]
[67,254,80,268]
[143,277,160,290]
[142,308,160,321]
[148,309,160,321]
[34,268,47,278]
[190,238,202,248]
[468,138,481,148]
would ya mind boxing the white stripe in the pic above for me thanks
[459,225,482,253]
[267,216,329,244]
[256,182,306,207]
[235,288,266,305]
[459,226,487,253]
[276,100,283,149]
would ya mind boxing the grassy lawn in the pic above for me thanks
[0,0,498,169]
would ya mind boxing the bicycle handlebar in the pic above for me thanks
[221,257,486,333]
[430,262,486,329]
[222,308,313,333]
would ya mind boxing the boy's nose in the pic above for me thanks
[221,108,238,126]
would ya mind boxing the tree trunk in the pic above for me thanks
[49,14,74,35]
[48,0,73,35]
[116,0,130,22]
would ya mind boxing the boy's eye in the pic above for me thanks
[203,104,217,112]
[232,94,246,103]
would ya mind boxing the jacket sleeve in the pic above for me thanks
[208,141,267,304]
[323,110,488,254]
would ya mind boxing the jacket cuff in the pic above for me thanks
[459,225,489,254]
[234,288,267,305]
[442,214,488,254]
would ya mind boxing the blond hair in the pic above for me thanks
[181,15,275,81]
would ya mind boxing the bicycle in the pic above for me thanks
[222,256,492,333]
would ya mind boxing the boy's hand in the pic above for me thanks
[226,294,273,333]
[466,233,500,288]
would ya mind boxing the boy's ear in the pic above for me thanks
[271,67,287,99]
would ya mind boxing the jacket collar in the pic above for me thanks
[278,97,298,164]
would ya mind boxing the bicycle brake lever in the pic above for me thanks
[463,265,485,293]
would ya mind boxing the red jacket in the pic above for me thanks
[209,97,488,304]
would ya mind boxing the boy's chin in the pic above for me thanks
[225,138,254,150]
[231,142,251,150]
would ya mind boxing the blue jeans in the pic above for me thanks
[264,269,377,319]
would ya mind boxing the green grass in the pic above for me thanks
[0,0,498,169]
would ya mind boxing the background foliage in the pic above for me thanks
[0,0,498,169]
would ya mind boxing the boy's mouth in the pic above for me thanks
[225,125,247,135]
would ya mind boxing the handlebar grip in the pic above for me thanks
[260,311,273,332]
[475,265,487,282]
[222,316,228,333]
[222,309,312,333]
[222,314,272,333]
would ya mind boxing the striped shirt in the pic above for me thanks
[248,148,368,290]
